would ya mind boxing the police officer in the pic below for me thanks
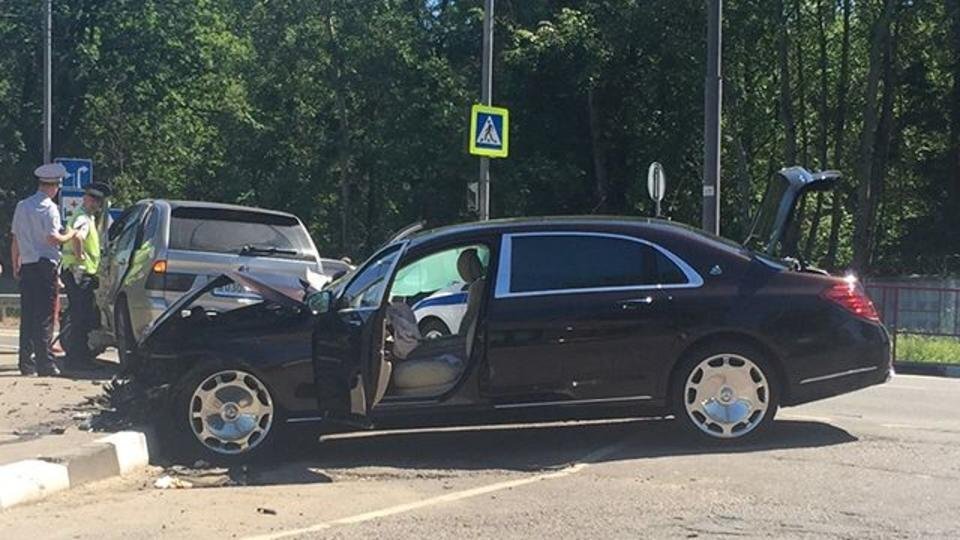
[59,182,111,367]
[10,164,77,376]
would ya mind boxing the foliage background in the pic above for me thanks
[1,0,958,278]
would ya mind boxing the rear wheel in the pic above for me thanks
[672,342,779,442]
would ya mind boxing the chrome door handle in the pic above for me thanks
[619,296,654,310]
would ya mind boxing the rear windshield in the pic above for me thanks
[169,207,316,261]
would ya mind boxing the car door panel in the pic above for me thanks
[484,291,671,400]
[97,204,148,332]
[125,205,161,337]
[313,307,381,415]
[311,244,403,419]
[483,295,568,398]
[482,231,705,402]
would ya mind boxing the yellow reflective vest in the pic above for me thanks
[61,208,100,275]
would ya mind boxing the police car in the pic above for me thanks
[411,282,469,339]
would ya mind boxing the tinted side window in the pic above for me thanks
[508,234,688,293]
[109,205,145,241]
[653,250,688,285]
[112,205,148,262]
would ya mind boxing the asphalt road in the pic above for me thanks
[0,371,957,539]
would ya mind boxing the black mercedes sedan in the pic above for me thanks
[136,167,891,461]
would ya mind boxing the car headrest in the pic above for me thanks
[457,249,484,283]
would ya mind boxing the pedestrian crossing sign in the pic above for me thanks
[469,104,509,158]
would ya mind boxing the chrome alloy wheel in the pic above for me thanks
[189,370,274,455]
[683,354,770,438]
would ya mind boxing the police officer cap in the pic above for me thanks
[84,182,112,199]
[34,163,67,184]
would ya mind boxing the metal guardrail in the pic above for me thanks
[866,283,960,363]
[0,293,68,321]
[0,294,19,321]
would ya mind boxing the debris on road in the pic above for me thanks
[256,507,277,516]
[154,475,194,489]
[151,464,245,489]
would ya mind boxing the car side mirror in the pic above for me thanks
[331,269,347,281]
[307,290,335,314]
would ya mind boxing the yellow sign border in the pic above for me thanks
[469,104,509,158]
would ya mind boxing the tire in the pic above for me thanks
[419,318,451,340]
[115,298,136,370]
[671,340,779,443]
[165,359,281,465]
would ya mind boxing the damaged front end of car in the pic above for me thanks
[95,272,318,432]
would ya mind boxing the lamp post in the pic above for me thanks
[43,0,52,163]
[702,0,722,235]
[477,0,493,220]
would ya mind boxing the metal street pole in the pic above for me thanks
[478,0,494,221]
[702,0,722,235]
[43,0,52,163]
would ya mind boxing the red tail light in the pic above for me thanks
[821,282,880,322]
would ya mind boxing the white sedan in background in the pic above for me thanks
[411,282,469,338]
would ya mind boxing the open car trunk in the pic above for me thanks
[744,166,841,260]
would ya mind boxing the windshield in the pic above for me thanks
[169,207,317,261]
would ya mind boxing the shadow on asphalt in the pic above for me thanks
[0,359,118,381]
[226,418,856,487]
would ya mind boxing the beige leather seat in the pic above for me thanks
[390,249,485,394]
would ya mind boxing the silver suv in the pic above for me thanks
[91,200,325,366]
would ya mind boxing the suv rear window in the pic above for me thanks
[169,207,316,261]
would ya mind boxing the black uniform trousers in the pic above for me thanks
[62,270,99,362]
[18,259,58,374]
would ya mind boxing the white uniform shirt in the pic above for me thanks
[11,191,61,264]
[71,213,92,241]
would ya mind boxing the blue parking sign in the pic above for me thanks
[54,157,93,189]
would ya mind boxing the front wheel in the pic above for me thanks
[167,361,280,464]
[672,342,779,442]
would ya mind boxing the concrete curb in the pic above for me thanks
[894,362,960,378]
[0,431,150,510]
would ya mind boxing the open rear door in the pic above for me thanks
[311,243,405,421]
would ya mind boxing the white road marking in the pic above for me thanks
[881,384,931,391]
[779,414,835,424]
[241,442,625,540]
[881,423,915,430]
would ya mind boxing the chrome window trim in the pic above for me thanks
[494,231,704,299]
[799,365,879,385]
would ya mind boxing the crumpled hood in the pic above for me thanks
[137,271,308,348]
